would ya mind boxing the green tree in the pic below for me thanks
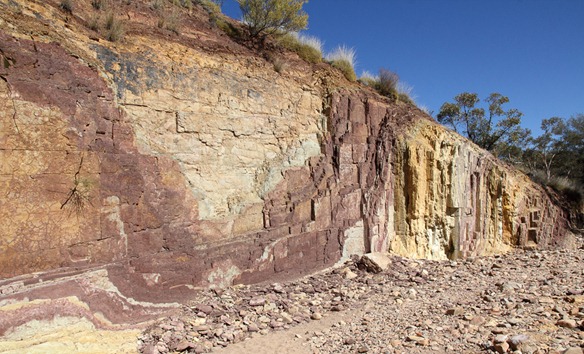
[526,117,566,181]
[559,114,584,183]
[437,92,529,156]
[238,0,308,42]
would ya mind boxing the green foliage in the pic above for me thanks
[525,114,584,185]
[359,69,415,104]
[238,0,308,42]
[200,0,221,13]
[278,33,322,63]
[398,93,414,105]
[327,46,356,82]
[331,60,356,82]
[358,71,377,87]
[437,92,529,154]
[529,170,583,212]
[215,18,242,39]
[524,117,565,181]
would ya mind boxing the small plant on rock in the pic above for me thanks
[278,32,322,63]
[60,0,73,13]
[105,11,125,42]
[88,13,100,31]
[271,56,287,73]
[358,70,378,87]
[91,0,104,10]
[375,68,399,100]
[159,9,182,34]
[327,45,356,82]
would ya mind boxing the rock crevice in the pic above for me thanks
[0,0,576,345]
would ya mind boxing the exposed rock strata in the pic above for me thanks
[0,0,577,350]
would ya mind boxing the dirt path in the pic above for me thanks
[140,239,584,354]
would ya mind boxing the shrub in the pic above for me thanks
[358,71,377,87]
[88,13,100,31]
[151,0,163,10]
[529,170,584,209]
[201,0,220,13]
[376,68,398,99]
[59,0,73,13]
[359,68,415,104]
[327,46,356,82]
[278,32,322,63]
[398,93,414,105]
[215,18,242,39]
[238,0,308,42]
[271,56,287,73]
[159,10,182,34]
[105,12,125,42]
[91,0,104,10]
[397,82,416,105]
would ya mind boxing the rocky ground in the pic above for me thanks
[139,237,584,354]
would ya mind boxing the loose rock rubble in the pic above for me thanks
[139,239,584,354]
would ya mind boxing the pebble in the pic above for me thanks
[494,341,510,353]
[310,312,322,320]
[137,239,584,354]
[557,318,578,328]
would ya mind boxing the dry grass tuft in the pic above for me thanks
[327,46,356,82]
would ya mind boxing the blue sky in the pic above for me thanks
[221,0,584,136]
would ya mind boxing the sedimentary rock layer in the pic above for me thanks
[0,0,575,347]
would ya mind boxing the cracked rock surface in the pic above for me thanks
[139,237,584,354]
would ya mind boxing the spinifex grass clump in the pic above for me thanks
[105,11,125,41]
[359,68,414,104]
[326,45,356,82]
[278,32,323,63]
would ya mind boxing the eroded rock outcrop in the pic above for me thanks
[0,0,576,350]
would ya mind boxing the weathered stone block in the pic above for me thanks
[233,203,264,235]
[339,144,353,165]
[360,252,391,273]
[292,199,312,224]
[335,191,362,221]
[313,196,332,229]
[339,164,359,185]
[349,98,366,124]
[352,143,368,164]
[341,220,365,259]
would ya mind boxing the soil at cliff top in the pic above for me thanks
[139,237,584,354]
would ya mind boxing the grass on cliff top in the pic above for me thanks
[277,32,323,64]
[359,68,416,105]
[326,46,356,82]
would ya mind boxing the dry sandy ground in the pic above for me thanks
[140,237,584,354]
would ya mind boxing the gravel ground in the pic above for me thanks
[139,236,584,354]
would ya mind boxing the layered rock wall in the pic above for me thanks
[389,120,572,259]
[0,0,575,344]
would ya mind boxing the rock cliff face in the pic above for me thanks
[0,0,576,348]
